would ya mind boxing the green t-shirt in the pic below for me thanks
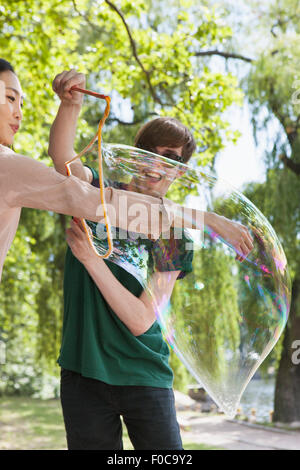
[57,169,193,388]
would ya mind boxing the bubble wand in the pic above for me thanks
[64,86,113,259]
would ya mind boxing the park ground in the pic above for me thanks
[0,393,299,450]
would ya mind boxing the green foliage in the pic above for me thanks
[235,0,300,384]
[0,0,81,158]
[243,0,300,291]
[169,347,192,392]
[170,246,240,384]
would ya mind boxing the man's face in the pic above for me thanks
[132,145,184,197]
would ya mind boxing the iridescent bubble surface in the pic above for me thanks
[78,142,291,418]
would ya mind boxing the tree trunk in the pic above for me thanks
[273,277,300,423]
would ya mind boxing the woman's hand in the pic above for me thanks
[66,218,99,266]
[52,69,86,107]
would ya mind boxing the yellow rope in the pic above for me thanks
[65,91,113,258]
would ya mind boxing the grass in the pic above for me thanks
[0,396,222,450]
[0,397,66,450]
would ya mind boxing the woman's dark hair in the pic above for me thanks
[0,59,15,74]
[134,117,196,163]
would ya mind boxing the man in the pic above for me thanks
[49,70,253,450]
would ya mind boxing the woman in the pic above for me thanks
[0,59,162,282]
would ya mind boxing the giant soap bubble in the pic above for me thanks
[72,141,290,418]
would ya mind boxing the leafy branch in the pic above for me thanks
[72,0,104,34]
[107,112,159,126]
[270,12,300,37]
[104,0,165,106]
[195,49,253,62]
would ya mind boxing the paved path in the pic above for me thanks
[174,391,300,450]
[178,413,300,450]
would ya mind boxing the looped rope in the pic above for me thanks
[64,86,113,258]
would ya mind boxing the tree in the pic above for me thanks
[243,0,300,423]
[201,0,300,422]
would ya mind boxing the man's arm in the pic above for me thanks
[66,219,180,336]
[48,70,92,183]
[163,199,254,262]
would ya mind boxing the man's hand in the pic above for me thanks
[66,218,98,266]
[52,69,86,107]
[211,214,254,262]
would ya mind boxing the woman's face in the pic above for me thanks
[0,70,23,147]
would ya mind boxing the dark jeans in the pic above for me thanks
[60,368,183,450]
